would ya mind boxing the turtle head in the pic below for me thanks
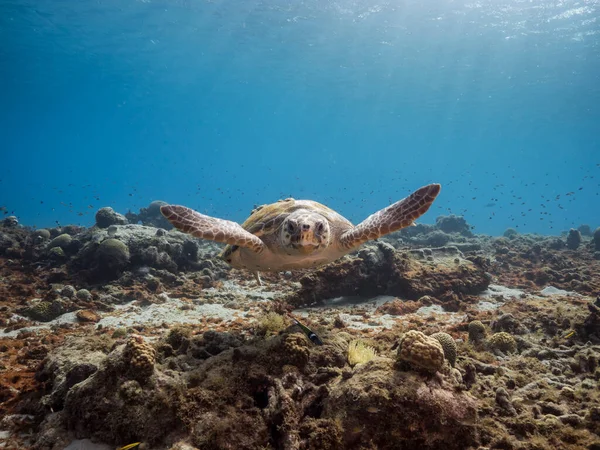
[281,211,330,255]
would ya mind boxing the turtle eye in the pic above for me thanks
[317,222,324,233]
[287,221,295,233]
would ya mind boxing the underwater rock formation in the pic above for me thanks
[435,214,473,237]
[324,358,479,449]
[594,227,600,251]
[125,200,173,229]
[58,335,181,446]
[69,224,228,282]
[566,228,582,250]
[287,242,490,306]
[95,207,128,228]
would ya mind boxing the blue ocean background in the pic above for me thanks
[1,0,598,236]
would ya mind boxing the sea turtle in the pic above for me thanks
[161,183,441,284]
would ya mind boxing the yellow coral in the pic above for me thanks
[256,312,286,337]
[398,330,445,373]
[124,335,156,379]
[347,340,377,367]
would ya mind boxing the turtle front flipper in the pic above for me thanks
[339,184,441,250]
[161,205,265,253]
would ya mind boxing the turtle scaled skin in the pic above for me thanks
[161,184,441,281]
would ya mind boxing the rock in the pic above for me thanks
[594,227,600,251]
[76,310,100,323]
[539,401,567,416]
[0,232,16,254]
[566,229,582,250]
[577,224,592,237]
[96,239,130,275]
[503,228,518,238]
[491,313,523,334]
[435,215,473,236]
[424,231,451,247]
[95,207,128,228]
[35,335,106,412]
[2,216,18,227]
[495,387,517,416]
[559,414,584,426]
[324,358,479,449]
[62,337,180,446]
[125,201,172,229]
[286,242,490,306]
[76,289,93,301]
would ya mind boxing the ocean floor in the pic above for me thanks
[1,210,600,449]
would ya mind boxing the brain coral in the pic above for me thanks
[468,320,487,344]
[430,332,457,367]
[398,330,445,373]
[486,332,517,354]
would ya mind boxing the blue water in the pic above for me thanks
[1,0,599,235]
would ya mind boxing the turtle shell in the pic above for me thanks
[220,198,352,260]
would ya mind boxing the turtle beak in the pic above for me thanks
[296,231,319,254]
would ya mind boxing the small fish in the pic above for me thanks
[288,314,323,345]
[117,442,141,450]
[563,330,575,339]
[118,443,141,450]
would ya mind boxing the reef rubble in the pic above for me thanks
[1,210,600,449]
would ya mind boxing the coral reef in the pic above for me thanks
[1,212,600,449]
